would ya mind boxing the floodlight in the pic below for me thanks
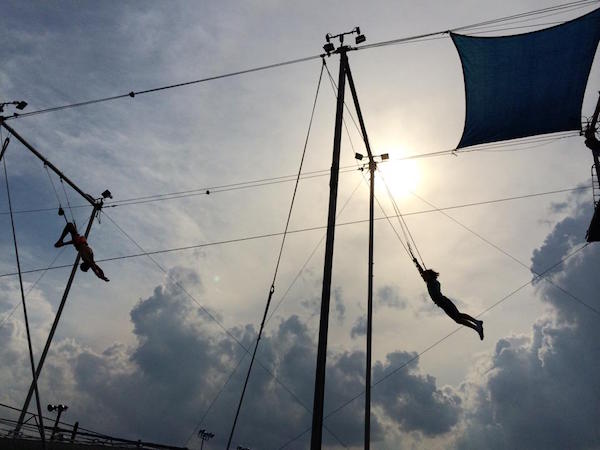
[381,153,389,160]
[323,42,335,54]
[101,189,113,199]
[47,404,54,412]
[15,101,27,110]
[355,153,364,160]
[355,34,366,44]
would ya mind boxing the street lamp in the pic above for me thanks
[198,429,214,450]
[47,404,68,441]
[0,100,27,113]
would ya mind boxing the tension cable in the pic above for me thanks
[226,59,326,450]
[1,153,46,447]
[44,165,68,222]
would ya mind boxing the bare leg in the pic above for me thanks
[55,223,77,247]
[80,248,109,282]
[459,312,482,327]
[449,312,484,340]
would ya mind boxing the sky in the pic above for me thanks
[1,1,600,449]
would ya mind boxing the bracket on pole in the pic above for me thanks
[322,27,367,57]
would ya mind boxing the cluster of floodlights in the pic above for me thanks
[323,27,366,55]
[198,429,215,440]
[0,100,27,113]
[355,152,389,161]
[47,404,68,413]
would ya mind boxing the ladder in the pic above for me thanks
[592,164,600,206]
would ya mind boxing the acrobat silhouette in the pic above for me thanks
[414,258,482,340]
[54,222,109,282]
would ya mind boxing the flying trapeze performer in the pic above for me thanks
[413,257,483,340]
[54,222,109,282]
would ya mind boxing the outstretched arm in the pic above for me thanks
[413,257,424,276]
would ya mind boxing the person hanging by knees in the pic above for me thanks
[413,257,483,340]
[54,222,109,282]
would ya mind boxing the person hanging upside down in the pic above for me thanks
[54,222,109,282]
[413,258,483,340]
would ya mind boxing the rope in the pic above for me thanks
[5,55,321,120]
[325,55,426,269]
[409,190,600,316]
[0,188,592,281]
[324,57,427,269]
[101,210,346,450]
[186,177,365,448]
[277,242,591,449]
[0,132,579,217]
[377,170,426,267]
[226,59,326,450]
[2,157,47,447]
[1,2,592,123]
[44,165,67,223]
[0,247,67,331]
[59,178,76,227]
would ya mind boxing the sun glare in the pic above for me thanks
[377,157,421,199]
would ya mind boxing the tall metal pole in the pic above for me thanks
[0,120,96,206]
[311,46,347,450]
[2,157,46,447]
[14,204,100,433]
[344,59,376,450]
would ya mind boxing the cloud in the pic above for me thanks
[351,314,367,339]
[456,197,600,450]
[0,266,462,449]
[333,287,346,322]
[372,352,462,437]
[377,285,407,309]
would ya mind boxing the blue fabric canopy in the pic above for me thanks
[452,8,600,149]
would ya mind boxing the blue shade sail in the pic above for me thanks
[451,8,600,149]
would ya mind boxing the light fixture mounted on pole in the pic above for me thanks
[198,429,215,450]
[312,27,378,450]
[47,404,68,441]
[0,100,27,113]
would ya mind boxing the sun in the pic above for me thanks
[376,157,421,199]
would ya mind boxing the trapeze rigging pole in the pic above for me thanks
[14,203,101,434]
[311,27,373,450]
[343,52,377,450]
[0,137,9,162]
[0,120,96,206]
[310,37,347,450]
[0,122,110,433]
[2,148,47,447]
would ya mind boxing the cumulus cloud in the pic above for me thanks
[351,314,367,339]
[377,285,407,309]
[456,197,600,450]
[373,352,461,437]
[0,267,462,449]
